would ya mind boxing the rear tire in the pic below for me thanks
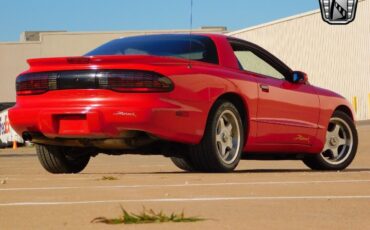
[170,156,195,172]
[36,145,90,174]
[189,100,245,172]
[303,111,358,170]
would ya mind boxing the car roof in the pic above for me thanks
[117,33,230,40]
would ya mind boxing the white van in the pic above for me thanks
[0,109,23,148]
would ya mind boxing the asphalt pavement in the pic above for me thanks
[0,124,369,230]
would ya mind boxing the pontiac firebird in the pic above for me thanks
[9,34,358,173]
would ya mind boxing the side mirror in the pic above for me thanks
[292,71,309,84]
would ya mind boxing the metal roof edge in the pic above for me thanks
[227,9,321,35]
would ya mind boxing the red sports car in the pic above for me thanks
[9,34,358,173]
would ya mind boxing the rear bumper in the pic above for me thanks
[9,96,206,145]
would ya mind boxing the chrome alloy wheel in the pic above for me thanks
[215,110,241,164]
[321,117,354,165]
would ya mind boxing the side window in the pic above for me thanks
[235,50,285,80]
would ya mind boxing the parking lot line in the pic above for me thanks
[0,179,369,192]
[1,195,370,207]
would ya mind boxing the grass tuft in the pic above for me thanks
[91,206,204,225]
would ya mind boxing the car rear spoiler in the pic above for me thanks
[27,55,191,68]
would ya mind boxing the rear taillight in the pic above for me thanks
[16,73,50,95]
[16,70,173,95]
[98,71,173,92]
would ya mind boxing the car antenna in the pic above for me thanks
[188,0,193,69]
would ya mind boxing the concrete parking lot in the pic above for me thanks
[0,124,369,230]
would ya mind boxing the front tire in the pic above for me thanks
[303,111,358,170]
[36,145,91,174]
[189,100,245,172]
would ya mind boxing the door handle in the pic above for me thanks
[259,84,269,92]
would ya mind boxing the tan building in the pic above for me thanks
[228,0,370,120]
[0,0,369,120]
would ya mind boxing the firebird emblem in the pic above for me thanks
[319,0,358,25]
[295,134,310,143]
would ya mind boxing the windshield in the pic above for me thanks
[85,34,219,64]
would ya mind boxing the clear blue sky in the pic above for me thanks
[0,0,319,42]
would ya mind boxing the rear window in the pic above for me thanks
[85,34,218,64]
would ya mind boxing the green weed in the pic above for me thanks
[92,206,204,225]
[100,176,118,181]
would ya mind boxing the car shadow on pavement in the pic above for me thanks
[233,168,370,173]
[82,168,370,175]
